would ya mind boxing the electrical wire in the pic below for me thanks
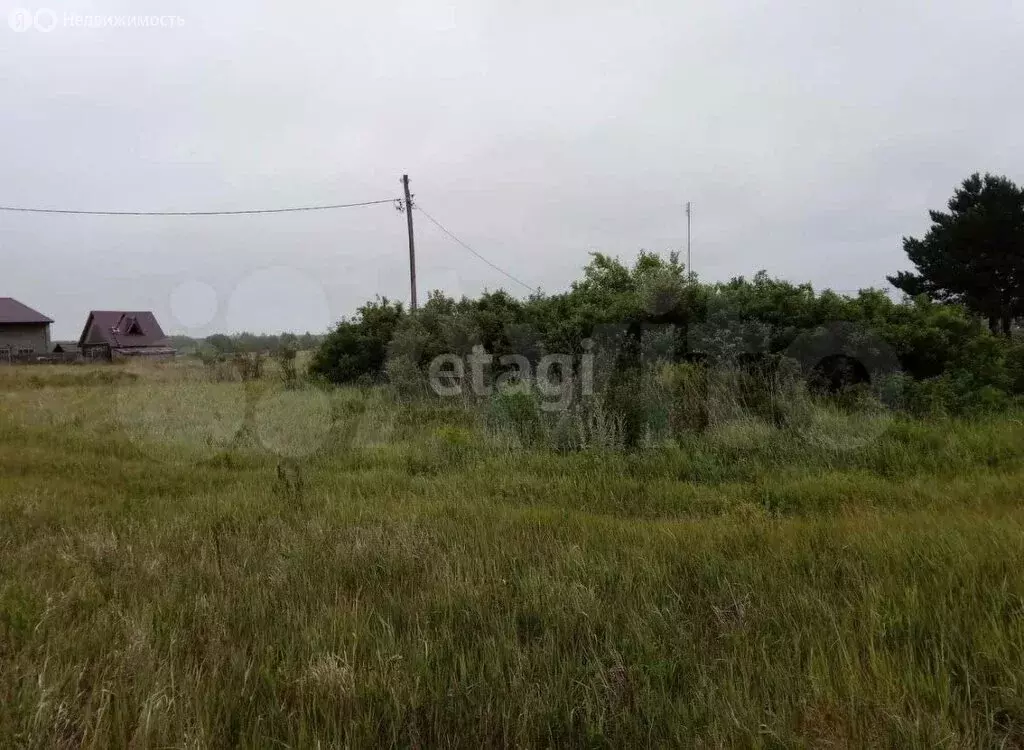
[2,194,542,296]
[0,198,397,216]
[414,205,539,295]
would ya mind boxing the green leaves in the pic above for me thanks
[309,298,405,384]
[889,172,1024,334]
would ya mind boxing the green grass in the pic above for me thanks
[2,362,1024,747]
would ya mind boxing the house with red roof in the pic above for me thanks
[78,310,176,360]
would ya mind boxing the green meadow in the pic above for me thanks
[2,361,1024,747]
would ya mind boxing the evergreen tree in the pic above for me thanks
[889,173,1024,335]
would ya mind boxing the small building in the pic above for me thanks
[0,297,53,362]
[51,342,81,361]
[77,311,176,360]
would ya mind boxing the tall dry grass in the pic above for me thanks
[1,360,1023,747]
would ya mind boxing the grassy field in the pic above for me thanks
[2,360,1024,747]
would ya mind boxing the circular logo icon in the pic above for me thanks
[33,8,57,32]
[782,321,903,452]
[8,8,33,32]
[170,279,219,332]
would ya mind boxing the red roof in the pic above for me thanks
[0,298,53,324]
[78,310,171,349]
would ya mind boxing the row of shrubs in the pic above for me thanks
[309,253,1024,438]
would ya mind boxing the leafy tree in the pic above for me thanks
[206,333,235,354]
[274,342,299,387]
[308,298,405,383]
[888,173,1024,336]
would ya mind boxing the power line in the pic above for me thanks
[0,198,398,217]
[414,205,539,295]
[2,190,541,295]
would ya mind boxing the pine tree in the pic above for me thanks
[889,173,1024,335]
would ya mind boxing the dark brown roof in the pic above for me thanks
[0,298,53,324]
[78,311,171,349]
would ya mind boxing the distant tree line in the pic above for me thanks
[171,332,325,356]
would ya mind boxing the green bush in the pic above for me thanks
[311,253,1024,409]
[487,389,543,447]
[1007,342,1024,394]
[309,298,405,384]
[657,362,709,433]
[900,371,1015,416]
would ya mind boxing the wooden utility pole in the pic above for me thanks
[402,174,418,311]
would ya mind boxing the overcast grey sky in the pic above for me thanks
[2,0,1022,339]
